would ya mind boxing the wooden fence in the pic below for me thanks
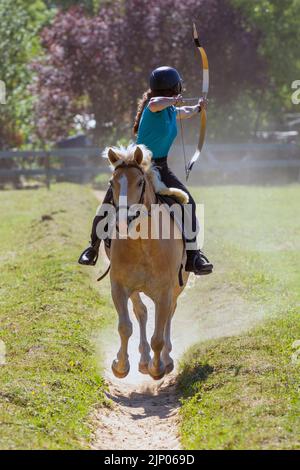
[170,142,300,182]
[0,143,299,188]
[0,147,109,188]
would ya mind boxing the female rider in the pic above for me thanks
[78,66,213,275]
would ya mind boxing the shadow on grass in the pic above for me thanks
[177,362,214,397]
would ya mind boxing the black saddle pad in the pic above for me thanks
[156,194,186,243]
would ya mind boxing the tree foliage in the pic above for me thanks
[231,0,300,131]
[2,0,299,148]
[32,0,265,144]
[44,0,101,14]
[0,0,50,148]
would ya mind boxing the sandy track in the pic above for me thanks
[92,292,181,450]
[92,376,180,450]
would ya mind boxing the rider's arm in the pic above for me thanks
[148,96,177,112]
[176,97,208,119]
[176,105,200,120]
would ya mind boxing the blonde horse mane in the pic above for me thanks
[102,144,189,205]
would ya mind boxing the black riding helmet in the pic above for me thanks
[150,66,182,93]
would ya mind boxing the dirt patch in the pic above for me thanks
[92,376,180,450]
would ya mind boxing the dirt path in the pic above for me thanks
[92,376,180,450]
[91,190,265,450]
[92,294,181,450]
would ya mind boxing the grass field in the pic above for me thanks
[0,183,299,449]
[178,185,300,449]
[0,184,115,449]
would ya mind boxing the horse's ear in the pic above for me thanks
[108,148,119,165]
[134,146,143,166]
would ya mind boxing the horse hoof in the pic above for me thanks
[149,370,165,381]
[138,363,150,375]
[148,360,165,380]
[165,361,174,374]
[111,360,130,379]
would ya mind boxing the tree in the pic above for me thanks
[43,0,101,14]
[231,0,300,128]
[32,0,265,144]
[0,0,50,149]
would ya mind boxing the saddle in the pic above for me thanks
[156,193,187,240]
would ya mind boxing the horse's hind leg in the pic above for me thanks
[111,282,132,378]
[131,292,151,375]
[148,293,173,380]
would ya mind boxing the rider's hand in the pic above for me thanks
[198,97,208,111]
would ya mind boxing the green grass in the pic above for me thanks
[0,184,114,449]
[178,185,300,450]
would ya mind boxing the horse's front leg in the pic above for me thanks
[111,282,132,378]
[162,301,177,374]
[131,292,151,374]
[148,292,173,380]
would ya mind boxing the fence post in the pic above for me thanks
[45,151,50,189]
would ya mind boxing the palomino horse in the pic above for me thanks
[103,145,189,380]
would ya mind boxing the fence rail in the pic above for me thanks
[0,147,108,188]
[0,148,102,159]
[0,143,299,187]
[170,143,300,181]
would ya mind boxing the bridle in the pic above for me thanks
[111,162,147,222]
[97,162,147,282]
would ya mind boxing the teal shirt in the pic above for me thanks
[136,104,177,159]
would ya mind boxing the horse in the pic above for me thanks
[103,144,189,380]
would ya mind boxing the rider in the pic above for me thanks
[78,66,213,275]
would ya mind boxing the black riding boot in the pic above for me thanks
[78,186,113,266]
[78,238,101,266]
[78,214,103,266]
[185,250,213,275]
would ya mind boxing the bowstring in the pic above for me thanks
[178,107,188,179]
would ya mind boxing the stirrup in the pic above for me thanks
[185,251,213,275]
[199,250,210,263]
